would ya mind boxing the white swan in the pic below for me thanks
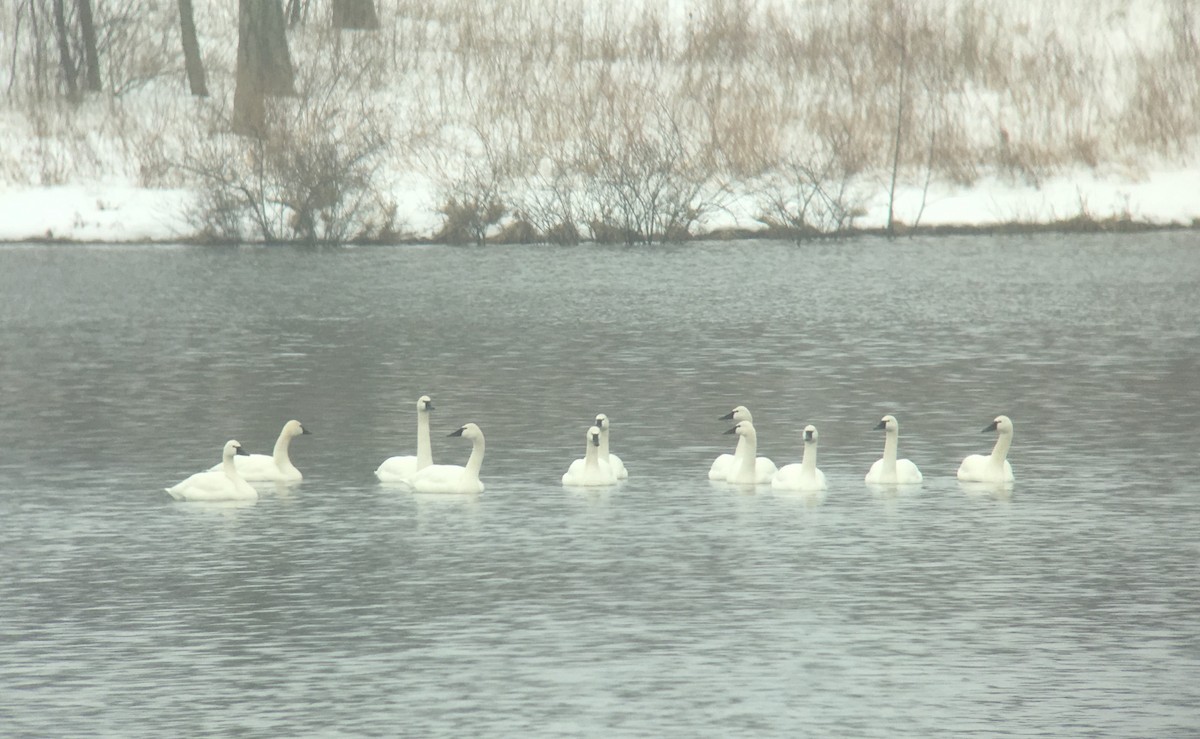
[720,421,777,484]
[210,419,310,482]
[403,423,485,494]
[709,405,776,481]
[865,414,923,484]
[594,413,628,479]
[167,440,258,502]
[771,425,827,492]
[562,425,616,486]
[376,395,435,482]
[957,415,1015,483]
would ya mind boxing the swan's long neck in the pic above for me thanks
[801,440,818,476]
[222,450,241,480]
[598,425,611,460]
[272,428,293,469]
[416,410,432,469]
[736,431,757,479]
[990,430,1013,464]
[881,429,899,476]
[464,435,485,480]
[732,434,750,463]
[585,439,600,473]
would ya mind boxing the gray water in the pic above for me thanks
[1,234,1198,737]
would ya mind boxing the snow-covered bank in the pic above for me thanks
[2,166,1196,244]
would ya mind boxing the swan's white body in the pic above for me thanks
[772,425,827,492]
[562,426,616,486]
[168,440,258,502]
[957,415,1015,483]
[403,422,485,494]
[720,420,777,484]
[865,415,922,485]
[709,405,777,481]
[376,395,435,482]
[210,419,310,482]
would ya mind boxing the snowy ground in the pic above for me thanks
[1,164,1196,243]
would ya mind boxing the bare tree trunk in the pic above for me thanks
[77,0,101,91]
[232,0,295,137]
[52,0,79,101]
[177,0,208,96]
[333,0,379,30]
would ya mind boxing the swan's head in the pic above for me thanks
[874,414,898,433]
[803,425,819,444]
[720,405,752,422]
[593,413,610,430]
[417,395,434,412]
[588,425,602,446]
[224,440,251,457]
[448,422,483,440]
[285,419,311,437]
[982,415,1013,435]
[724,420,756,438]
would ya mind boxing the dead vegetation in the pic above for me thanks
[1,0,1198,243]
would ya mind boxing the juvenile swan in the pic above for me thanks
[865,414,923,484]
[211,419,310,482]
[721,421,777,484]
[594,413,628,479]
[709,406,776,481]
[956,415,1015,483]
[376,395,435,482]
[167,440,257,502]
[562,426,615,486]
[403,423,486,494]
[771,425,828,492]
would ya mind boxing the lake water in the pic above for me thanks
[1,234,1198,737]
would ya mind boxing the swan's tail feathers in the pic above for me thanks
[165,486,183,500]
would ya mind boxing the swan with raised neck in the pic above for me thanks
[722,420,776,484]
[405,422,486,494]
[709,405,753,480]
[375,395,435,482]
[771,425,828,492]
[593,413,628,479]
[865,414,922,484]
[563,425,614,486]
[168,440,258,502]
[956,415,1015,483]
[213,419,310,481]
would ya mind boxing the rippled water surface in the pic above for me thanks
[2,235,1199,737]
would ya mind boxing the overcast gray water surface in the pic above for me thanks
[1,234,1199,737]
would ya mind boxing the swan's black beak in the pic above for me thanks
[982,420,999,433]
[874,420,887,430]
[723,426,738,435]
[427,403,435,411]
[591,435,600,446]
[448,426,466,437]
[301,426,312,435]
[236,446,251,456]
[805,430,815,442]
[720,410,735,420]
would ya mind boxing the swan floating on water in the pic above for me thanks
[402,423,486,494]
[210,419,310,482]
[376,395,435,482]
[956,415,1015,483]
[594,413,628,479]
[709,405,777,481]
[562,425,616,486]
[771,425,827,492]
[864,414,922,485]
[720,420,777,484]
[168,440,258,502]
